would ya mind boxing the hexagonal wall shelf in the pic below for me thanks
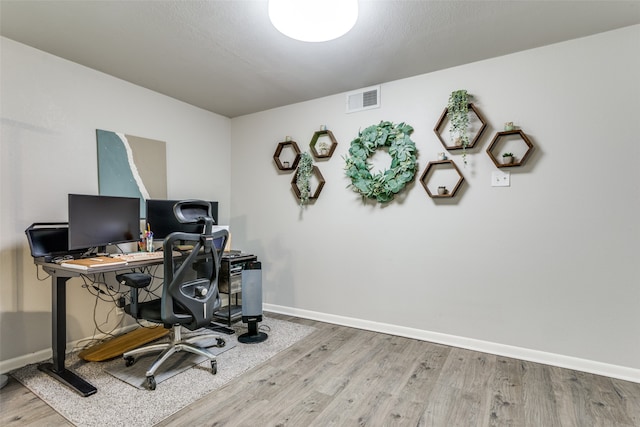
[433,103,488,151]
[420,160,465,198]
[310,129,338,159]
[291,166,326,201]
[273,140,301,171]
[486,130,534,168]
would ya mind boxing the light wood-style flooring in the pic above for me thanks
[2,313,639,426]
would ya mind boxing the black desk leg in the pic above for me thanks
[38,276,97,397]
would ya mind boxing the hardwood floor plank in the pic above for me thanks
[550,366,637,427]
[578,371,636,426]
[0,376,71,426]
[521,360,563,427]
[420,383,488,427]
[418,347,497,426]
[487,357,525,426]
[612,378,640,427]
[267,389,334,427]
[305,333,403,426]
[356,338,445,425]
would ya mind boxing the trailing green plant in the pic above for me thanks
[344,121,418,203]
[502,152,514,157]
[296,151,314,206]
[448,89,470,164]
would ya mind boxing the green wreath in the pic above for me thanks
[344,121,418,203]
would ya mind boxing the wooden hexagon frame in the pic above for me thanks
[420,160,465,198]
[291,165,326,201]
[486,130,534,168]
[310,130,338,159]
[433,103,488,151]
[273,140,301,171]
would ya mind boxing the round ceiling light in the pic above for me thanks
[268,0,358,42]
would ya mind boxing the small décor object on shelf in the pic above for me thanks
[318,141,329,156]
[437,186,448,196]
[344,121,418,203]
[310,126,338,159]
[502,152,514,164]
[283,161,290,168]
[285,135,292,141]
[296,152,314,206]
[504,122,515,131]
[437,152,447,161]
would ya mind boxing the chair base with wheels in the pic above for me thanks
[121,321,225,390]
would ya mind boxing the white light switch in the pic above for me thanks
[491,171,510,187]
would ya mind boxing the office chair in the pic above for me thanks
[116,200,228,390]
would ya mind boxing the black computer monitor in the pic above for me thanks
[145,199,218,239]
[68,194,141,251]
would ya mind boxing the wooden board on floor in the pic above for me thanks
[78,326,169,362]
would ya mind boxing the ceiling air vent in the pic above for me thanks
[346,85,380,113]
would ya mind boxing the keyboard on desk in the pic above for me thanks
[111,251,180,262]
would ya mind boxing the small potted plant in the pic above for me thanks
[437,186,448,196]
[318,141,329,156]
[502,152,514,164]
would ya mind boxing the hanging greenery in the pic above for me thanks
[448,89,470,164]
[344,121,418,203]
[296,151,314,206]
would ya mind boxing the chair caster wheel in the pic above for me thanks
[211,360,217,375]
[124,356,135,367]
[146,375,156,390]
[216,338,226,348]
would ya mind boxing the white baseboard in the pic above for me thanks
[264,303,640,384]
[0,324,138,375]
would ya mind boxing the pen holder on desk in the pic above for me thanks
[145,232,154,252]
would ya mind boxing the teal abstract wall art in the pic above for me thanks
[96,129,167,217]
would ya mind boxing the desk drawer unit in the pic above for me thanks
[214,254,257,327]
[219,263,243,293]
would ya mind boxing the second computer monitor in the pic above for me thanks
[146,199,218,239]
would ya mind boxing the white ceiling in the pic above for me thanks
[1,1,639,118]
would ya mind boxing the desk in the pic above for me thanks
[35,252,258,397]
[36,257,164,397]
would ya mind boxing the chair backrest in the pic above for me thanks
[160,200,228,330]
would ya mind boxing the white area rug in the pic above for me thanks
[12,317,314,426]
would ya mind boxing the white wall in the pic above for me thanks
[0,37,231,368]
[230,26,640,380]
